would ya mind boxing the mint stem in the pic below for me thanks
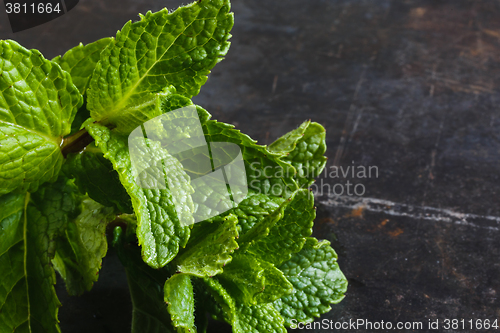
[60,128,95,157]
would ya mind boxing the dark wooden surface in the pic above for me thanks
[1,0,499,332]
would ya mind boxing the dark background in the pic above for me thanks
[1,0,499,332]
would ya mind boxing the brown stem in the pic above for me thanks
[60,128,95,157]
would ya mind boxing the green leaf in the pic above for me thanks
[53,38,112,95]
[190,278,217,333]
[236,194,288,248]
[0,177,80,332]
[202,277,242,332]
[52,198,116,296]
[64,143,133,213]
[28,176,81,238]
[0,192,28,332]
[229,190,285,235]
[140,103,241,222]
[54,38,112,136]
[0,40,82,195]
[173,214,239,278]
[87,0,234,134]
[135,101,296,221]
[247,189,315,266]
[273,237,348,325]
[25,178,80,332]
[269,121,327,187]
[68,100,91,135]
[201,277,287,333]
[236,303,287,333]
[253,260,293,304]
[218,253,265,305]
[268,121,310,155]
[218,253,292,305]
[206,189,285,238]
[161,91,195,114]
[86,122,191,269]
[202,118,298,198]
[164,274,195,332]
[113,227,176,333]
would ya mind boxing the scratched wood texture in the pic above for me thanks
[1,0,499,332]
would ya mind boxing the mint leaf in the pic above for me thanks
[139,101,295,219]
[140,103,241,223]
[270,121,327,187]
[28,176,81,239]
[0,177,80,332]
[268,121,310,155]
[24,178,81,331]
[52,198,116,295]
[218,253,265,305]
[202,119,298,197]
[64,143,133,213]
[206,189,285,237]
[87,0,234,134]
[253,259,293,304]
[202,277,242,332]
[230,190,285,235]
[0,124,62,196]
[191,278,221,333]
[202,277,287,333]
[129,99,294,223]
[54,38,111,135]
[247,189,315,266]
[164,274,195,332]
[113,227,176,333]
[236,303,287,333]
[0,192,27,332]
[273,237,348,325]
[53,38,112,95]
[160,91,196,114]
[0,40,82,195]
[68,101,91,135]
[173,214,238,278]
[86,123,191,269]
[237,195,287,248]
[127,125,196,227]
[219,253,292,306]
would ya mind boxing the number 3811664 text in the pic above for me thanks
[5,2,62,14]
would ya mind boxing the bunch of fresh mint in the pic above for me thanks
[0,0,347,332]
